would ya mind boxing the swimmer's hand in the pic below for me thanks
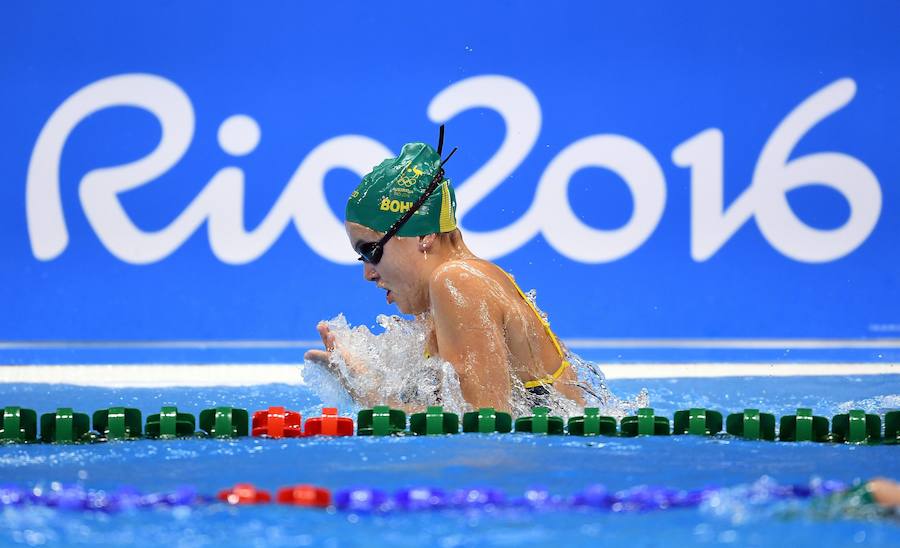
[303,322,337,366]
[304,322,370,388]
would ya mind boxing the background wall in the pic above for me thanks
[2,1,898,343]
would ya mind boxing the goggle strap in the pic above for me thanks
[440,146,458,167]
[380,146,458,242]
[361,128,458,262]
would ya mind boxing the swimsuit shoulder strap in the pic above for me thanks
[503,272,571,389]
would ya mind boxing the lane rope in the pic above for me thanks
[0,479,855,514]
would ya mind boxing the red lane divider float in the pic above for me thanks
[304,407,354,437]
[250,407,354,438]
[277,485,332,507]
[252,406,303,439]
[217,483,331,507]
[218,483,272,505]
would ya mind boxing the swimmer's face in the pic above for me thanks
[345,222,429,315]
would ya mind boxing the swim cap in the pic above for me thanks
[346,142,457,236]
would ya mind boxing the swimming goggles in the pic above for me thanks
[356,125,458,265]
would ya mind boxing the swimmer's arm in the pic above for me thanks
[430,266,512,411]
[868,478,900,508]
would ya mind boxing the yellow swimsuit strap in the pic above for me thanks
[504,273,571,389]
[423,271,571,389]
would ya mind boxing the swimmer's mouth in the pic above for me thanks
[377,282,394,304]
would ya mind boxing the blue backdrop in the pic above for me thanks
[2,1,898,342]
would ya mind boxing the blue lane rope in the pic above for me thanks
[0,479,851,514]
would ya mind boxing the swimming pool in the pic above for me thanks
[1,372,898,547]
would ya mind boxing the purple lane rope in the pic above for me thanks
[0,479,850,514]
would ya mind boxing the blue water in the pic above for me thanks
[1,375,899,546]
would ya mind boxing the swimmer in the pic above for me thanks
[305,128,584,412]
[808,477,900,521]
[865,477,900,508]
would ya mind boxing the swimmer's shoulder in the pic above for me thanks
[428,259,521,326]
[429,258,509,296]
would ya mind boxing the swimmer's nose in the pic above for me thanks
[363,261,379,281]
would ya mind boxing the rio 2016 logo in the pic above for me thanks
[26,74,881,265]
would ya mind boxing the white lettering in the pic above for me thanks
[26,74,881,265]
[672,78,881,263]
[535,135,666,263]
[26,74,389,265]
[428,75,666,263]
[427,75,542,256]
[27,74,194,261]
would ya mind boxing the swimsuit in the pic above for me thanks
[503,273,572,406]
[504,273,572,393]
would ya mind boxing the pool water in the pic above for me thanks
[1,375,898,546]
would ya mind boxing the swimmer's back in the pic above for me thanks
[426,258,583,404]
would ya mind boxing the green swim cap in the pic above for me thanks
[346,142,457,236]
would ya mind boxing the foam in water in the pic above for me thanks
[315,313,468,416]
[306,285,648,418]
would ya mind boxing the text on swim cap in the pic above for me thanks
[379,198,413,213]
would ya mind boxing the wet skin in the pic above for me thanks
[869,478,900,507]
[304,222,585,411]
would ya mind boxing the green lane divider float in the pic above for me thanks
[779,408,830,442]
[1,406,38,443]
[726,409,776,441]
[40,408,93,443]
[515,406,565,435]
[410,406,459,435]
[620,408,670,437]
[567,408,616,436]
[357,406,407,436]
[673,408,723,436]
[4,402,898,444]
[462,407,512,433]
[831,410,881,444]
[93,407,142,440]
[884,411,900,445]
[199,407,249,438]
[146,406,196,439]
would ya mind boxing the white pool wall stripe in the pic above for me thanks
[0,341,323,350]
[0,363,895,387]
[1,338,899,350]
[0,365,306,387]
[564,339,900,349]
[603,363,897,378]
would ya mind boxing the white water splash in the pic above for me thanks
[836,394,900,415]
[320,313,469,416]
[307,285,649,419]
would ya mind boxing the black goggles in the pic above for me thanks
[356,125,458,265]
